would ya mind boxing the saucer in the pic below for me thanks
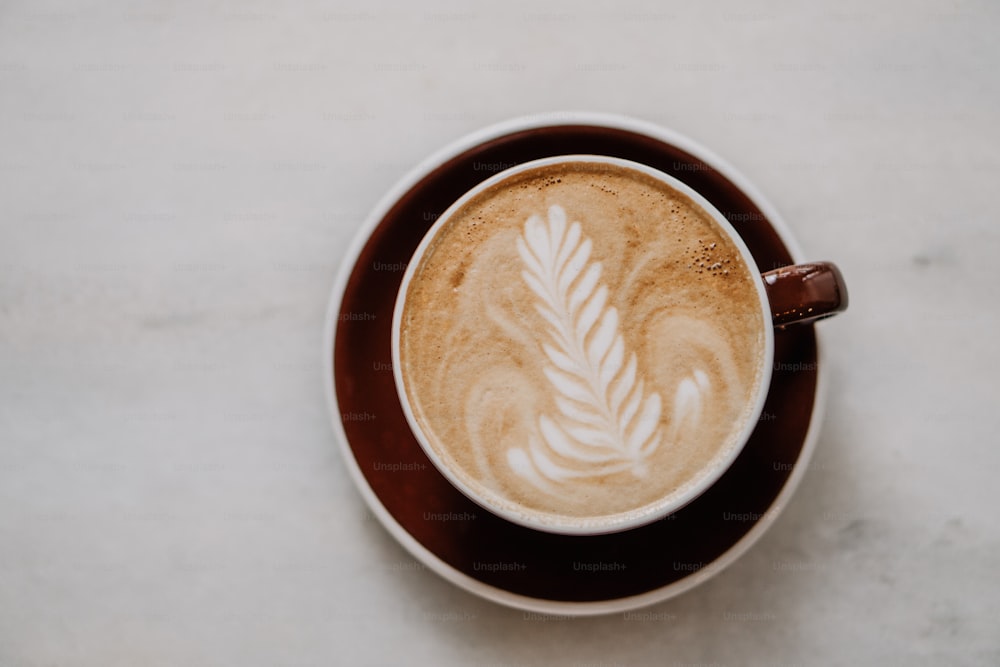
[323,112,825,615]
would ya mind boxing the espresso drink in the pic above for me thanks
[397,161,767,527]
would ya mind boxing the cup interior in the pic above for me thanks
[392,155,774,535]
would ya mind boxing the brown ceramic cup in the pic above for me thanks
[392,155,847,535]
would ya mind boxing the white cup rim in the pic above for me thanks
[391,154,774,535]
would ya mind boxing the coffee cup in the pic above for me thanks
[391,155,846,535]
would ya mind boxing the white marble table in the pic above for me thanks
[2,2,997,665]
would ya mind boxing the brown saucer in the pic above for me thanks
[324,113,822,614]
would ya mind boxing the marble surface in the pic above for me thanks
[1,1,998,665]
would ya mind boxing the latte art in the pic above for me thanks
[509,205,677,488]
[396,160,767,527]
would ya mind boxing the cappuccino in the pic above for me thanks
[396,160,767,530]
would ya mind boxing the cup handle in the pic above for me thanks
[762,261,848,328]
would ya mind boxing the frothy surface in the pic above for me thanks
[398,161,766,526]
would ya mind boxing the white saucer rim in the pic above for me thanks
[321,110,826,616]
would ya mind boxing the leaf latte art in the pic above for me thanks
[509,205,708,492]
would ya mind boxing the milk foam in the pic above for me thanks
[399,162,766,522]
[509,205,669,488]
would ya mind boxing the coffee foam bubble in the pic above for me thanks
[399,162,766,526]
